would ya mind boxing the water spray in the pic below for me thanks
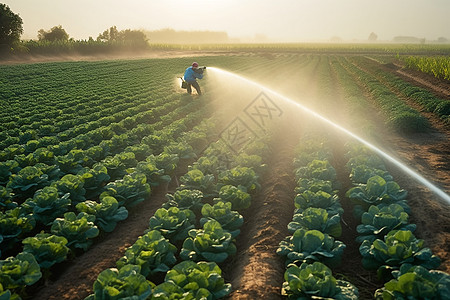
[208,67,450,205]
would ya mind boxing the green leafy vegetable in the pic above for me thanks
[200,201,244,238]
[101,172,151,208]
[288,207,342,238]
[50,174,86,205]
[282,262,359,299]
[360,230,441,279]
[148,207,196,242]
[163,261,232,299]
[51,212,99,251]
[346,176,408,215]
[22,232,69,269]
[116,230,177,277]
[0,208,36,256]
[22,186,71,226]
[179,169,217,198]
[180,220,237,263]
[76,196,128,233]
[215,185,252,211]
[218,167,260,193]
[356,204,416,244]
[294,190,344,217]
[164,189,204,211]
[374,264,450,299]
[277,228,346,268]
[0,252,42,291]
[295,159,337,181]
[78,164,110,199]
[87,265,153,300]
[295,178,336,195]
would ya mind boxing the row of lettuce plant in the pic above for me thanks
[84,129,269,299]
[1,97,204,203]
[0,91,154,148]
[0,101,211,261]
[276,131,359,299]
[0,87,172,152]
[350,56,449,122]
[0,98,192,205]
[0,95,182,171]
[338,57,429,133]
[0,109,218,299]
[344,142,450,299]
[0,59,175,148]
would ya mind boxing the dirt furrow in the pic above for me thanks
[226,124,299,299]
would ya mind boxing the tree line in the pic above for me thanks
[0,4,149,57]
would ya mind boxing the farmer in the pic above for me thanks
[183,62,204,95]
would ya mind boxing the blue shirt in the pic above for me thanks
[184,66,203,82]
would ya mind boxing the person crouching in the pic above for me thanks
[183,62,203,95]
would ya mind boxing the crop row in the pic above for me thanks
[0,99,209,259]
[0,100,219,299]
[276,131,359,299]
[344,142,450,298]
[0,96,194,194]
[83,123,269,298]
[400,55,450,81]
[349,56,449,122]
[337,57,429,133]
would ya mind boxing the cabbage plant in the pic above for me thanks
[22,232,69,268]
[215,184,252,211]
[161,261,231,299]
[50,174,86,204]
[86,265,153,300]
[0,208,35,256]
[101,172,151,208]
[218,167,260,193]
[295,159,337,182]
[200,201,244,238]
[76,196,128,233]
[346,176,408,214]
[374,264,450,299]
[0,252,42,294]
[179,169,217,198]
[360,230,441,279]
[22,186,71,225]
[288,207,342,238]
[356,204,416,244]
[277,228,346,268]
[282,262,359,299]
[180,220,236,263]
[51,212,99,251]
[164,189,204,211]
[116,230,177,277]
[294,190,344,217]
[148,206,196,242]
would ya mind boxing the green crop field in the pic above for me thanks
[1,51,450,300]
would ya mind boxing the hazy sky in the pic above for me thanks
[3,0,450,42]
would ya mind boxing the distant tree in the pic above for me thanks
[437,37,449,43]
[0,4,23,47]
[38,25,69,42]
[119,29,148,46]
[97,26,119,42]
[368,32,378,42]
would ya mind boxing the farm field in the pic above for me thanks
[1,51,450,300]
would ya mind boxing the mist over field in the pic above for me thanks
[3,0,450,43]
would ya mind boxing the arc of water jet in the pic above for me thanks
[208,67,450,205]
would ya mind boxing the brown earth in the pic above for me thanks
[24,53,450,299]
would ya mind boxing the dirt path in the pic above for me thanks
[226,123,299,299]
